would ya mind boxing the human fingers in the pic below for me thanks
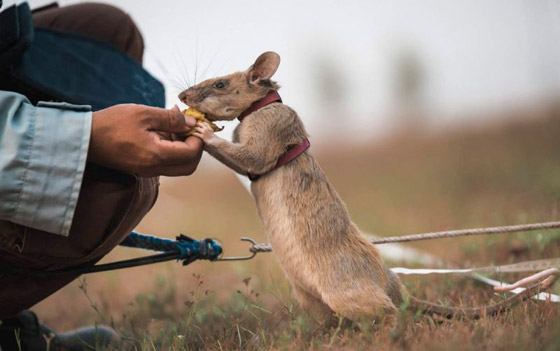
[155,135,203,165]
[172,105,197,128]
[142,106,196,133]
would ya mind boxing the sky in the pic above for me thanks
[4,0,560,142]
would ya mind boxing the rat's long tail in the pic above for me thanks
[408,268,559,319]
[408,282,547,319]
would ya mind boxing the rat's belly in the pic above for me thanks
[250,171,299,243]
[250,174,318,289]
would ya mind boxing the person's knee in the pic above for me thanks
[33,3,145,63]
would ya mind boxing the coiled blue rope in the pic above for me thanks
[0,232,223,277]
[120,231,223,262]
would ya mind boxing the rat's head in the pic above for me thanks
[179,51,281,121]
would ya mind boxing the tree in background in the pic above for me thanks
[392,47,428,131]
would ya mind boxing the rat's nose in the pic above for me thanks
[178,90,188,102]
[178,88,196,103]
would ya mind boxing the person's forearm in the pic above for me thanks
[0,91,92,236]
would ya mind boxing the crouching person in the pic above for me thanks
[0,2,201,350]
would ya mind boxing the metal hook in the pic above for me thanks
[213,237,258,261]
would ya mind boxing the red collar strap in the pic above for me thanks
[240,91,311,181]
[237,90,282,122]
[248,138,311,181]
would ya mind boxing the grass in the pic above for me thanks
[34,106,560,350]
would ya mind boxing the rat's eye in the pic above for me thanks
[213,82,226,89]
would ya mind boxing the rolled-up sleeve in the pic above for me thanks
[0,91,92,236]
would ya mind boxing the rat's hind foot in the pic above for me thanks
[322,285,398,323]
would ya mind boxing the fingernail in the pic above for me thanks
[172,105,180,112]
[184,115,197,127]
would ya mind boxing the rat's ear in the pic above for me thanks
[247,51,280,84]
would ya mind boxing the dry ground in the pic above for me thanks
[34,106,560,350]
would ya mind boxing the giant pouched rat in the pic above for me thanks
[180,51,555,324]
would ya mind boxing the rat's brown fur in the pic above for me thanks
[181,52,550,324]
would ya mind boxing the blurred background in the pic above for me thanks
[6,0,560,142]
[3,0,560,335]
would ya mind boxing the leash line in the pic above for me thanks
[3,221,558,276]
[248,221,560,253]
[0,232,224,276]
[371,221,560,244]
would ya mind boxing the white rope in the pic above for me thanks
[391,258,560,275]
[391,259,560,302]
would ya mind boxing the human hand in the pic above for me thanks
[88,104,203,176]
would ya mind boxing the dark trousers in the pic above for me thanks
[0,3,158,319]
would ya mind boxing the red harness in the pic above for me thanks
[238,91,311,181]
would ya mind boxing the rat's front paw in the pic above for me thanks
[192,121,217,143]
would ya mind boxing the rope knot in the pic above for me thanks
[175,235,222,262]
[199,238,223,260]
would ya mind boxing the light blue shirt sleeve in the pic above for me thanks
[0,91,92,236]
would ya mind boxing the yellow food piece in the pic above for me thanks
[183,108,224,133]
[183,107,206,120]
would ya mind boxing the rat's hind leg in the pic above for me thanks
[292,284,334,325]
[321,284,398,327]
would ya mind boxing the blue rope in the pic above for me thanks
[0,232,223,277]
[120,232,222,263]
